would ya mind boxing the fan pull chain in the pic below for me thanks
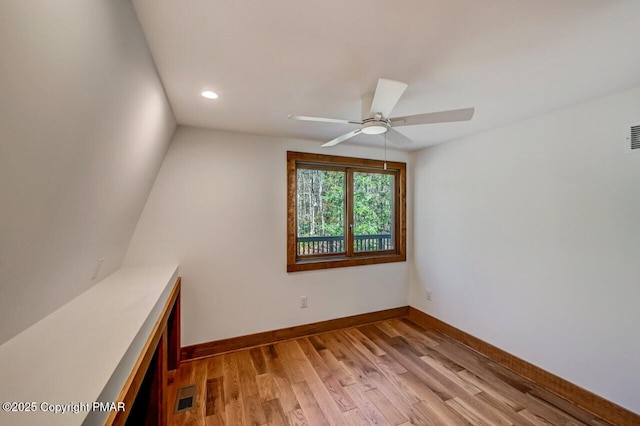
[384,132,388,170]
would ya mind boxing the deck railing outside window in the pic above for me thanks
[297,234,392,255]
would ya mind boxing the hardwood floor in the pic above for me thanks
[167,319,611,425]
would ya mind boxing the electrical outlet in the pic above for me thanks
[91,258,104,280]
[300,296,308,308]
[426,290,432,301]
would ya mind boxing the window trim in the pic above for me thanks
[287,151,406,272]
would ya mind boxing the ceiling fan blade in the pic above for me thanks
[321,129,362,147]
[369,78,408,118]
[288,114,360,125]
[390,107,475,127]
[384,128,413,147]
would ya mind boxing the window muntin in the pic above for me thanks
[287,151,406,272]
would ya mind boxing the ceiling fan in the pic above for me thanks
[289,78,474,147]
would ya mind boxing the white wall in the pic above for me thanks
[410,86,640,413]
[125,127,411,346]
[0,1,176,344]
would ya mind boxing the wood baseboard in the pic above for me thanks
[407,306,640,426]
[181,306,409,361]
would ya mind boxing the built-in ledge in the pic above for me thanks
[0,264,180,426]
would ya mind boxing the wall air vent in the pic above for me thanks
[631,124,640,150]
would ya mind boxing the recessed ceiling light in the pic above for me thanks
[201,90,218,99]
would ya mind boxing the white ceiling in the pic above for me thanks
[132,0,640,151]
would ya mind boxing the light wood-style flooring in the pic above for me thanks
[167,318,610,425]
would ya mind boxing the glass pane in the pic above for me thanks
[296,169,345,256]
[353,172,394,252]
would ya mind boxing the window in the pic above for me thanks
[287,151,406,272]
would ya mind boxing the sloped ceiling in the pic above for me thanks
[133,0,640,150]
[0,1,175,344]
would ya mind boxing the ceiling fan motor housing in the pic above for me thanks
[361,118,390,135]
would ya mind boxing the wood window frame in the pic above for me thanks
[287,151,406,272]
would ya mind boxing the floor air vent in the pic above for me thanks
[174,384,197,414]
[631,124,640,150]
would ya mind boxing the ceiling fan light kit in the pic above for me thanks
[289,78,475,148]
[361,118,390,135]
